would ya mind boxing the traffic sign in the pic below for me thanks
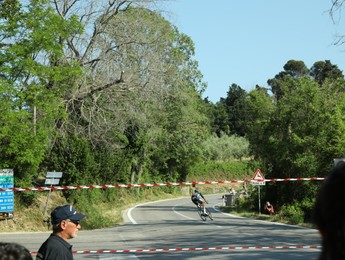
[252,169,265,181]
[46,172,63,178]
[0,169,14,219]
[45,171,63,185]
[43,171,63,217]
[45,179,60,185]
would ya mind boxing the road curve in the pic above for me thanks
[2,194,321,259]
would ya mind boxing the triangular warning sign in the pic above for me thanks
[252,169,265,181]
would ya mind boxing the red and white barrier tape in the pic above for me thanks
[1,177,325,192]
[30,245,321,255]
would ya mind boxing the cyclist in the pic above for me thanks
[191,188,208,215]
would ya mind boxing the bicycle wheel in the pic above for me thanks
[205,208,213,221]
[197,208,207,221]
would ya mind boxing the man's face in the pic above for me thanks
[60,219,81,240]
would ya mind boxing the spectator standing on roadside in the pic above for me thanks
[313,161,345,260]
[36,205,85,260]
[0,242,33,260]
[264,201,274,215]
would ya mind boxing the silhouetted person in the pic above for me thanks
[313,161,345,259]
[0,242,32,260]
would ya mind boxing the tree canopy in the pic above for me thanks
[0,0,209,191]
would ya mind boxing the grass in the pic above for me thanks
[219,206,315,228]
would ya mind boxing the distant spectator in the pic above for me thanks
[313,161,345,260]
[0,242,32,260]
[229,187,236,195]
[264,201,274,215]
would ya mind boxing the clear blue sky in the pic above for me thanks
[161,0,345,103]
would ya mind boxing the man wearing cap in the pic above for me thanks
[36,205,85,260]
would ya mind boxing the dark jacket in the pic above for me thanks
[36,234,73,260]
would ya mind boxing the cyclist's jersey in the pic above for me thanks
[191,190,203,200]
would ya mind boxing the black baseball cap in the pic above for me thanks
[51,205,85,224]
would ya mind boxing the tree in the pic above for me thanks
[46,4,209,184]
[252,76,345,207]
[310,60,344,85]
[210,99,231,137]
[241,85,274,161]
[1,0,209,190]
[268,60,308,101]
[224,84,247,136]
[283,60,309,78]
[0,0,83,185]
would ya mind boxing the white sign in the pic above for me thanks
[251,180,266,186]
[45,171,63,186]
[46,172,63,178]
[45,179,60,185]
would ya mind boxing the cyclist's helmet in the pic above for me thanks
[194,189,199,194]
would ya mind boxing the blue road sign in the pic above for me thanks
[0,169,14,218]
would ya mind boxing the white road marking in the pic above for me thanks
[126,206,138,224]
[172,204,222,228]
[172,205,196,220]
[126,197,186,225]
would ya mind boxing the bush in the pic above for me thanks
[202,134,250,161]
[188,160,253,181]
[236,197,256,212]
[279,203,304,225]
[299,198,316,223]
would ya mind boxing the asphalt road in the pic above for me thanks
[3,194,321,259]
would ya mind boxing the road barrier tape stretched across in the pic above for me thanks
[29,244,321,255]
[0,177,325,192]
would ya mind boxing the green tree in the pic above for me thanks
[242,85,274,162]
[310,60,344,85]
[268,60,308,101]
[45,5,209,184]
[254,77,345,207]
[283,60,309,78]
[1,0,209,192]
[0,0,83,185]
[210,99,231,136]
[224,84,247,136]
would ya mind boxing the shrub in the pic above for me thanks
[279,203,304,225]
[202,134,250,161]
[188,160,253,181]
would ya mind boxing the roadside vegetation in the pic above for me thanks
[219,198,315,228]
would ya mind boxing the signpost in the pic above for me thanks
[45,171,63,185]
[43,171,63,217]
[251,169,265,214]
[0,169,14,220]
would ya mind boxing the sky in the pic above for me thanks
[160,0,345,103]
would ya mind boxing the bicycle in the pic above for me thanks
[196,202,213,221]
